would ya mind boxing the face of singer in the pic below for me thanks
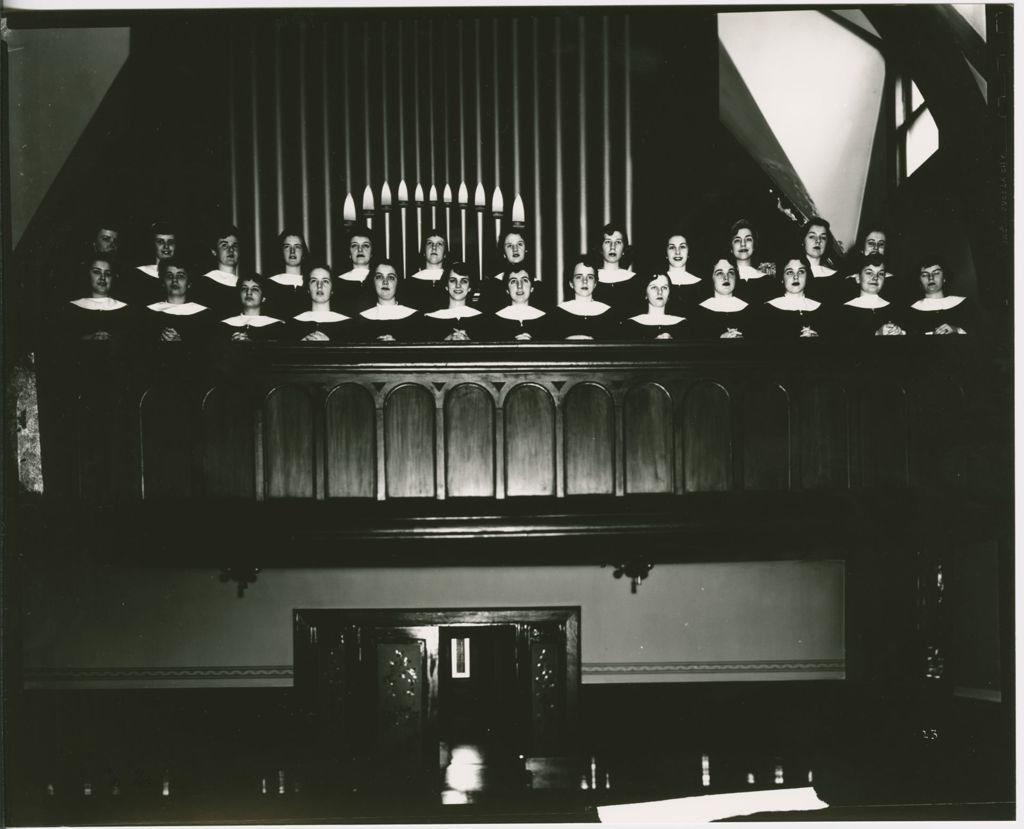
[503,233,527,265]
[863,231,886,256]
[858,263,886,295]
[214,234,239,269]
[919,263,945,297]
[374,265,398,301]
[424,235,447,267]
[446,271,470,302]
[162,265,190,300]
[803,224,828,259]
[89,259,114,297]
[282,235,305,267]
[646,274,670,309]
[782,259,809,294]
[572,263,597,298]
[307,268,333,304]
[239,278,263,311]
[666,235,689,269]
[731,228,753,262]
[349,235,372,267]
[507,270,532,304]
[154,233,176,262]
[711,259,736,296]
[601,231,625,264]
[94,228,119,254]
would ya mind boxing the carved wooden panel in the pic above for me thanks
[200,385,255,498]
[504,383,556,496]
[563,383,615,495]
[799,380,849,490]
[909,377,966,488]
[374,641,428,764]
[858,381,910,488]
[263,384,316,498]
[682,380,732,492]
[384,384,436,498]
[140,383,194,498]
[75,384,137,504]
[623,383,674,494]
[528,627,565,755]
[741,381,791,490]
[444,384,495,498]
[325,383,376,498]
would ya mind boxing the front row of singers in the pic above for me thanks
[66,249,974,344]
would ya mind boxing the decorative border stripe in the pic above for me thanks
[24,665,294,686]
[583,659,845,675]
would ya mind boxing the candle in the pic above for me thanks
[625,15,633,241]
[398,180,409,276]
[381,181,392,257]
[363,185,375,229]
[554,18,565,304]
[578,17,587,254]
[532,17,542,283]
[512,194,525,226]
[458,181,469,259]
[343,193,357,225]
[429,184,438,228]
[474,182,486,276]
[415,183,425,248]
[322,28,333,264]
[443,183,453,248]
[492,186,504,244]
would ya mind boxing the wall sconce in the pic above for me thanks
[605,560,653,594]
[219,567,261,598]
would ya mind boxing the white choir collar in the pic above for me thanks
[148,301,207,316]
[293,310,350,323]
[269,272,304,288]
[558,298,611,317]
[811,263,837,277]
[630,312,685,326]
[699,295,748,312]
[665,267,701,285]
[204,269,239,287]
[767,294,821,312]
[137,263,160,278]
[597,268,635,284]
[845,295,890,310]
[738,263,764,281]
[410,267,445,282]
[337,266,369,282]
[426,306,482,320]
[360,304,417,321]
[912,295,965,311]
[221,314,282,328]
[70,296,127,311]
[496,304,546,321]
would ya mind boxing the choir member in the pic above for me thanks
[355,260,419,342]
[622,273,689,340]
[65,255,135,342]
[661,231,705,315]
[835,253,907,337]
[760,254,827,339]
[421,260,486,342]
[594,221,639,316]
[692,257,753,339]
[836,226,889,303]
[289,263,353,342]
[907,254,975,336]
[549,254,615,340]
[197,225,243,316]
[334,224,374,315]
[404,230,449,312]
[144,259,213,343]
[91,223,120,256]
[219,274,284,342]
[492,269,550,341]
[476,228,530,313]
[265,229,310,319]
[117,221,176,307]
[801,216,844,304]
[729,218,773,305]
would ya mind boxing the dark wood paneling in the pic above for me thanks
[140,383,194,498]
[563,383,615,495]
[909,377,966,488]
[200,385,255,498]
[444,384,495,498]
[682,381,732,492]
[741,381,791,491]
[623,383,674,494]
[799,380,849,490]
[504,384,556,497]
[325,383,376,499]
[384,384,436,498]
[264,384,316,498]
[859,381,910,488]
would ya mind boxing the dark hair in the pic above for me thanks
[151,220,176,238]
[729,219,757,247]
[800,216,833,257]
[915,252,948,276]
[303,262,333,287]
[778,253,813,279]
[365,258,402,302]
[277,228,309,250]
[210,224,240,250]
[346,223,373,244]
[852,252,886,274]
[157,257,189,280]
[85,254,117,282]
[496,226,530,261]
[712,253,740,274]
[420,228,449,260]
[564,253,601,296]
[443,260,478,290]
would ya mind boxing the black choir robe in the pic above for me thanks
[333,268,371,316]
[265,273,307,320]
[735,264,776,307]
[621,311,690,340]
[144,301,214,344]
[403,269,448,313]
[690,295,754,340]
[835,295,909,338]
[548,300,616,340]
[594,269,641,319]
[119,264,165,307]
[421,307,487,342]
[64,297,136,342]
[663,269,707,318]
[907,296,975,336]
[759,295,828,339]
[219,313,285,342]
[195,271,241,318]
[288,309,354,343]
[354,304,420,342]
[491,305,551,341]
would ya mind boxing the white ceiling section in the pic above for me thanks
[718,9,885,250]
[952,4,987,41]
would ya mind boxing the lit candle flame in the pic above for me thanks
[457,181,469,206]
[443,184,453,204]
[512,193,525,224]
[492,186,504,216]
[397,180,409,204]
[343,193,357,222]
[474,182,486,208]
[429,184,438,203]
[414,183,425,204]
[362,185,375,212]
[381,182,392,207]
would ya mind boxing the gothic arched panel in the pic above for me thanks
[682,381,732,492]
[325,383,376,499]
[504,384,556,497]
[264,384,316,498]
[623,383,674,494]
[741,381,791,491]
[563,383,615,495]
[799,380,849,490]
[859,380,910,488]
[384,384,436,499]
[200,385,255,498]
[140,383,194,498]
[445,384,495,498]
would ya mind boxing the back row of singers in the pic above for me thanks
[67,248,974,344]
